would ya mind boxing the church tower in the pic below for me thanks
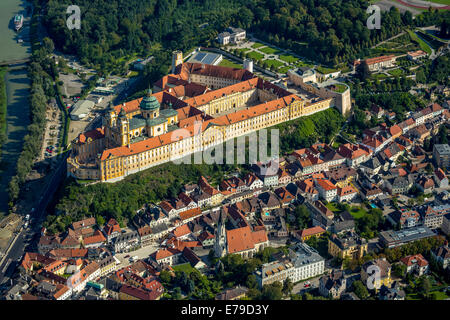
[214,208,227,258]
[118,107,130,146]
[171,50,183,74]
[140,88,160,119]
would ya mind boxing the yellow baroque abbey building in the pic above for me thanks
[67,53,351,183]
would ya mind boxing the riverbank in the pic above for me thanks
[0,65,31,215]
[0,67,6,155]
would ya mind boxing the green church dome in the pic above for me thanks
[140,88,160,111]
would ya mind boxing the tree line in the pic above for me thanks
[8,4,57,208]
[42,0,449,72]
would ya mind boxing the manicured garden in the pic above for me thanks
[219,58,243,69]
[246,51,265,61]
[251,42,265,49]
[316,66,339,74]
[407,29,432,55]
[388,68,405,77]
[279,54,299,64]
[259,46,281,55]
[264,59,284,69]
[331,84,348,93]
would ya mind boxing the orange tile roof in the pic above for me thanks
[226,226,268,254]
[389,124,402,137]
[78,128,105,144]
[184,78,259,108]
[400,254,428,267]
[83,231,106,245]
[299,226,325,238]
[316,179,337,191]
[365,55,395,65]
[172,224,191,238]
[153,248,181,260]
[179,207,202,221]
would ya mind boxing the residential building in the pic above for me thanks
[442,213,450,236]
[293,226,326,242]
[315,179,338,202]
[113,231,140,253]
[433,144,450,169]
[431,244,450,270]
[379,281,405,300]
[328,232,368,260]
[215,286,248,300]
[361,258,392,292]
[319,270,346,299]
[400,254,429,276]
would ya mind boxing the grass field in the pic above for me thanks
[236,48,251,55]
[349,206,367,219]
[219,58,243,69]
[172,263,196,275]
[388,68,404,76]
[370,73,388,80]
[264,59,284,69]
[316,66,339,74]
[332,84,348,93]
[326,202,341,212]
[429,0,450,5]
[247,51,264,61]
[279,54,299,64]
[259,46,281,55]
[407,29,432,55]
[278,66,292,74]
[251,42,265,49]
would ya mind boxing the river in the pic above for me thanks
[0,0,32,215]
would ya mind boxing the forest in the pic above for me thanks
[41,0,449,74]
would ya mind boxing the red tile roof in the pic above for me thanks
[299,226,325,238]
[226,226,268,254]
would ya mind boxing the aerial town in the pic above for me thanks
[0,0,449,306]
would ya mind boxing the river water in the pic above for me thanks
[0,0,32,215]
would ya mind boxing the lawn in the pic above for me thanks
[172,263,195,275]
[331,84,348,93]
[370,73,388,80]
[387,68,404,77]
[264,59,284,69]
[247,51,265,61]
[316,66,339,74]
[407,29,432,55]
[219,58,243,69]
[236,48,251,55]
[406,291,449,300]
[430,290,449,300]
[259,46,281,55]
[278,66,292,74]
[279,54,299,64]
[326,202,341,212]
[349,206,367,219]
[251,42,265,49]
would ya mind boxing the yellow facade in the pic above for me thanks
[97,97,331,182]
[328,239,368,260]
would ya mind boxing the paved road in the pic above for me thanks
[0,153,68,285]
